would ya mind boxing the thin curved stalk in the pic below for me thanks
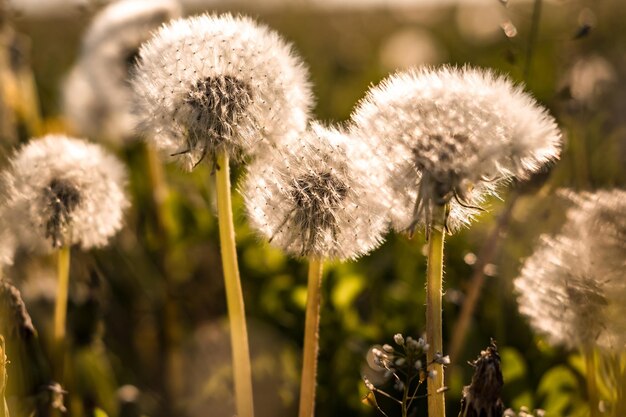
[298,257,324,417]
[53,246,70,378]
[524,0,543,82]
[215,150,254,417]
[449,192,518,364]
[426,205,446,417]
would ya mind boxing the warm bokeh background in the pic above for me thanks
[1,0,625,416]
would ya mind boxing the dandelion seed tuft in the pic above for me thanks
[515,189,626,351]
[1,135,129,252]
[132,12,313,170]
[63,0,182,143]
[243,122,387,260]
[350,66,562,233]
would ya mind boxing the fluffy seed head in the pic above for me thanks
[515,189,626,351]
[63,0,182,143]
[350,66,562,233]
[131,12,313,170]
[1,135,129,252]
[243,123,388,260]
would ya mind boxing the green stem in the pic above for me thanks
[53,246,70,379]
[426,205,446,417]
[215,150,254,417]
[145,143,173,238]
[1,336,9,417]
[298,257,324,417]
[585,348,600,417]
[524,0,543,82]
[401,378,409,417]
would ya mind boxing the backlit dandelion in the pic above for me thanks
[244,122,388,260]
[351,66,562,233]
[63,0,182,142]
[244,122,388,417]
[1,134,129,252]
[351,66,562,417]
[131,12,313,170]
[131,14,312,417]
[515,189,626,351]
[515,189,626,416]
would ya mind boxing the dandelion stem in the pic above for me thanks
[53,246,70,378]
[426,204,446,417]
[524,0,543,82]
[585,348,600,417]
[215,150,254,417]
[1,336,9,417]
[299,257,324,417]
[145,143,173,237]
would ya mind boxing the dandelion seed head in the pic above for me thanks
[351,66,561,233]
[0,216,16,267]
[243,123,387,260]
[515,189,626,351]
[1,135,129,252]
[132,13,313,170]
[63,0,182,143]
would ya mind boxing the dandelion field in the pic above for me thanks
[0,1,625,417]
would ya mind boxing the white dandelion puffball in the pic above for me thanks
[63,0,182,143]
[0,223,16,267]
[350,66,562,233]
[515,189,626,351]
[132,13,314,170]
[243,123,388,260]
[1,135,129,252]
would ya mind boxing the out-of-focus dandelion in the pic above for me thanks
[515,189,626,350]
[131,13,313,417]
[0,134,129,380]
[244,122,388,417]
[515,189,626,417]
[63,0,182,143]
[0,219,16,275]
[1,135,128,252]
[351,66,562,417]
[132,12,313,169]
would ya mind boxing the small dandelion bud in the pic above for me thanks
[434,353,450,365]
[393,333,405,346]
[1,135,129,252]
[243,123,388,260]
[515,189,626,351]
[382,344,394,353]
[394,357,406,367]
[414,360,422,370]
[63,0,182,143]
[47,382,68,413]
[350,65,562,233]
[131,12,313,170]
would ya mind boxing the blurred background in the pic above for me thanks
[1,0,625,416]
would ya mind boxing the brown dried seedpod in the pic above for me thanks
[459,340,504,417]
